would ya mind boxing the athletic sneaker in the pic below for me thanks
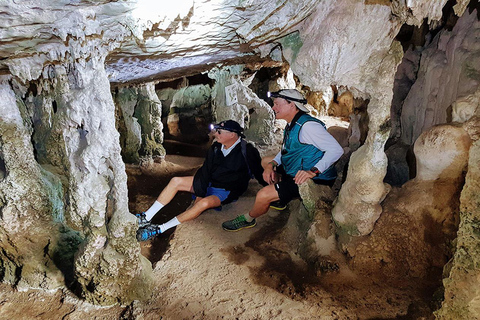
[135,212,150,228]
[269,200,287,211]
[136,224,162,241]
[222,215,256,232]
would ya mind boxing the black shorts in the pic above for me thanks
[274,165,335,204]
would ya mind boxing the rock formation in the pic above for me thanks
[0,1,479,318]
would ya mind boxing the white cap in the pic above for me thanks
[276,89,309,112]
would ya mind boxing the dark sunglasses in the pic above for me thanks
[215,129,232,134]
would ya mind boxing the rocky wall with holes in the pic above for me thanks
[0,58,153,305]
[113,83,165,163]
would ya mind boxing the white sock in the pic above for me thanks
[244,213,254,222]
[145,201,165,221]
[160,217,181,233]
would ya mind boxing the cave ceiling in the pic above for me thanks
[0,0,472,88]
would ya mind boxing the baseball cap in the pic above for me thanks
[210,120,245,137]
[268,89,309,112]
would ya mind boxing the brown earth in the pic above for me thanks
[0,141,440,319]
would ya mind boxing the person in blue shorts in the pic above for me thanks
[222,89,343,232]
[136,120,266,241]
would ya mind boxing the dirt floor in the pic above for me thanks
[0,140,440,319]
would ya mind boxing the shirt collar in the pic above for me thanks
[221,137,242,156]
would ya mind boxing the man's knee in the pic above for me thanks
[169,176,189,189]
[196,197,220,211]
[256,185,277,202]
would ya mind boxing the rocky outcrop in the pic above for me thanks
[347,123,471,283]
[0,82,65,290]
[114,83,165,163]
[401,10,480,146]
[1,57,153,304]
[436,117,480,319]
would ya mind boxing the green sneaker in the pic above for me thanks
[222,215,256,232]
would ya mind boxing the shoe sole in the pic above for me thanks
[222,222,257,232]
[269,205,287,211]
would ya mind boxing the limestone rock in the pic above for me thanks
[0,82,64,291]
[113,87,143,163]
[451,88,480,123]
[436,137,480,319]
[414,124,472,181]
[401,10,480,145]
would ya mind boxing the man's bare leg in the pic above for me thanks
[158,195,221,233]
[176,195,222,223]
[144,176,194,221]
[245,184,279,220]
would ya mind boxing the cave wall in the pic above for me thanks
[0,81,64,290]
[401,10,480,146]
[113,83,165,163]
[0,0,479,315]
[2,58,154,305]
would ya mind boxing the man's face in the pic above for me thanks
[271,97,294,120]
[213,128,237,144]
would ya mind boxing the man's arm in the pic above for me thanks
[300,121,344,173]
[263,151,281,184]
[292,121,343,185]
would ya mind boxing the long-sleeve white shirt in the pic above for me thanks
[273,121,344,174]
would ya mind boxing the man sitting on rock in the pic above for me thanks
[222,89,344,232]
[136,120,266,241]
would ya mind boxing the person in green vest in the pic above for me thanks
[222,89,343,232]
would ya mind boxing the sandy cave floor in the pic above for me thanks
[0,141,439,319]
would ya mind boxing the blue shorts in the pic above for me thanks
[193,187,231,203]
[206,186,230,202]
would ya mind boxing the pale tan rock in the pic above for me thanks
[414,124,472,181]
[436,139,480,320]
[401,11,480,145]
[452,89,480,123]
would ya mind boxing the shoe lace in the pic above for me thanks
[232,216,247,227]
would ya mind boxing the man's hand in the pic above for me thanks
[263,166,277,185]
[293,170,316,185]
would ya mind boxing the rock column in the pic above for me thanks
[0,81,64,291]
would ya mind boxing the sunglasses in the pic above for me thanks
[215,128,232,134]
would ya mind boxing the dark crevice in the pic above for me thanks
[248,66,286,106]
[468,0,480,20]
[86,279,96,293]
[155,73,213,90]
[52,100,58,114]
[395,19,429,51]
[52,226,83,291]
[30,126,39,162]
[13,265,22,287]
[43,239,51,258]
[0,152,6,181]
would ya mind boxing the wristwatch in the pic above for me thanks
[310,167,320,176]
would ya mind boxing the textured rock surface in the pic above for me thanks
[436,117,480,319]
[415,124,472,181]
[1,0,479,314]
[331,42,403,236]
[348,124,471,282]
[1,57,153,304]
[0,82,64,290]
[401,10,480,145]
